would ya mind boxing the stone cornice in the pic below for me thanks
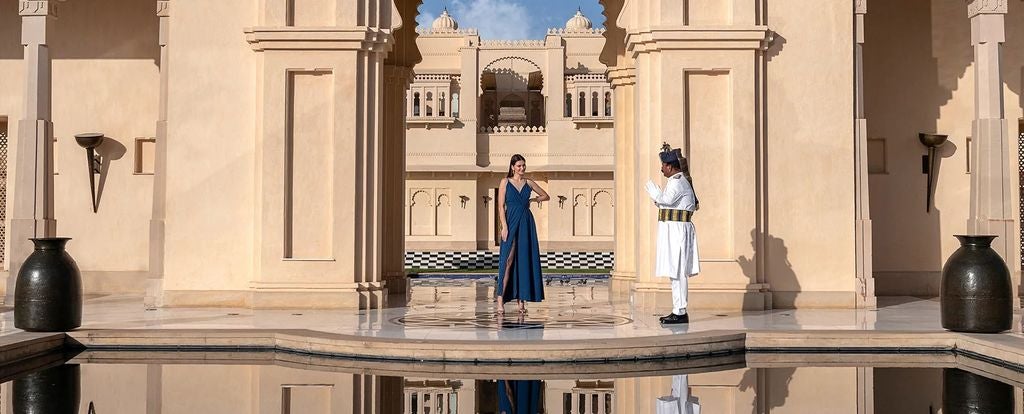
[968,0,1007,17]
[607,67,637,87]
[157,1,169,17]
[625,26,773,54]
[245,27,394,53]
[19,1,58,17]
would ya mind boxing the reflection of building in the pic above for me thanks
[404,10,615,264]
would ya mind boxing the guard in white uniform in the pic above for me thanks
[656,375,701,414]
[644,144,700,324]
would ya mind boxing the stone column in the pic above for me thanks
[245,0,398,309]
[966,0,1017,280]
[853,0,875,308]
[382,65,412,295]
[609,67,637,294]
[9,0,59,300]
[146,0,170,309]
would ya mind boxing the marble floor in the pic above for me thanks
[1,278,1020,343]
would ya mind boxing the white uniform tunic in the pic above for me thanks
[656,375,701,414]
[646,173,700,279]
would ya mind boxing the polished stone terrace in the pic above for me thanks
[0,277,1020,341]
[1,277,1023,368]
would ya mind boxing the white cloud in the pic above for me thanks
[450,0,532,39]
[416,11,437,30]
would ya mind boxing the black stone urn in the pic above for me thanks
[14,238,83,332]
[940,235,1012,333]
[13,363,80,414]
[943,368,1013,414]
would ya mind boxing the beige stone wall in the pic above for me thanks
[766,0,857,305]
[162,0,257,295]
[0,0,159,293]
[405,172,614,253]
[865,0,1024,295]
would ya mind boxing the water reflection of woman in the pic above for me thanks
[497,379,542,414]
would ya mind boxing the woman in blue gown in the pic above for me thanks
[497,154,549,316]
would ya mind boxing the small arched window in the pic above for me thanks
[565,93,572,117]
[439,92,446,117]
[425,92,433,116]
[591,92,599,116]
[604,92,612,117]
[578,92,586,117]
[413,92,420,117]
[452,93,460,118]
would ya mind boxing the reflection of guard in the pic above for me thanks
[645,143,700,324]
[657,375,701,414]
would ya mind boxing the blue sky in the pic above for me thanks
[415,0,606,40]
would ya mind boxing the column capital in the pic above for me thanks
[19,1,59,17]
[968,0,1007,18]
[157,0,170,17]
[855,0,866,15]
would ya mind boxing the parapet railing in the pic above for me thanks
[479,125,547,134]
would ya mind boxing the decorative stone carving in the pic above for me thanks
[968,0,1007,17]
[19,1,57,17]
[854,0,866,15]
[157,1,170,17]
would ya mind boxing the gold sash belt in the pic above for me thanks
[658,209,693,222]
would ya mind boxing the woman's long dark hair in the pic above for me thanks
[507,154,526,178]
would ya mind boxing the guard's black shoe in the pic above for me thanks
[659,313,675,323]
[660,313,689,325]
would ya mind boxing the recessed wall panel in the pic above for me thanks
[686,71,732,259]
[288,0,335,26]
[285,71,334,259]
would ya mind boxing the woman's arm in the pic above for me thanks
[498,178,508,241]
[528,179,551,202]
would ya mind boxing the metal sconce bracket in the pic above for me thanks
[919,133,948,213]
[557,195,567,209]
[74,133,105,213]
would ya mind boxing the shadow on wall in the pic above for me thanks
[738,229,798,308]
[865,0,971,297]
[93,137,127,213]
[0,0,159,61]
[738,367,797,412]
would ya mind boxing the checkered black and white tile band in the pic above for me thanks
[405,251,614,270]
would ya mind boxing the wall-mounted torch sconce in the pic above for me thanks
[482,195,492,207]
[459,195,470,208]
[74,133,105,213]
[557,195,567,209]
[919,133,947,213]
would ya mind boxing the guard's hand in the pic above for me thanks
[644,180,660,199]
[501,228,508,242]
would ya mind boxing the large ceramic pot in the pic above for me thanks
[13,363,80,414]
[940,235,1012,333]
[14,238,83,332]
[943,368,1013,414]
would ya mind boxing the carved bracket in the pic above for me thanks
[19,1,58,17]
[855,0,867,15]
[157,1,170,17]
[968,0,1007,17]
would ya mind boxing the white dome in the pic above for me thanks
[565,9,592,31]
[432,9,459,31]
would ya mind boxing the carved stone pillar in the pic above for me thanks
[382,65,412,295]
[609,67,637,294]
[146,0,171,309]
[619,0,772,310]
[244,1,398,309]
[9,0,60,301]
[853,0,875,308]
[965,0,1017,292]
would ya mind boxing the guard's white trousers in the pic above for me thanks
[670,275,688,315]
